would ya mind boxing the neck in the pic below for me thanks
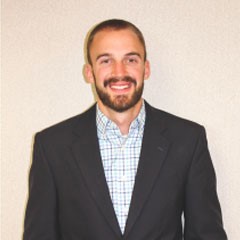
[97,99,143,135]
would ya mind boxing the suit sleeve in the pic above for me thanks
[23,134,60,240]
[184,127,227,240]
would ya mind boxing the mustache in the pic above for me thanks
[104,76,137,88]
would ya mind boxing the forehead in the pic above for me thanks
[89,29,145,56]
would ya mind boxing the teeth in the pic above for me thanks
[111,85,129,90]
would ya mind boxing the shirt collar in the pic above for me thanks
[96,101,146,138]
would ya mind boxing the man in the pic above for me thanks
[23,19,227,239]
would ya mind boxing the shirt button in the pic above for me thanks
[121,175,127,182]
[123,206,129,215]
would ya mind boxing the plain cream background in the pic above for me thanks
[2,0,240,239]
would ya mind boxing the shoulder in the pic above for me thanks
[35,104,96,143]
[145,102,209,163]
[145,101,205,140]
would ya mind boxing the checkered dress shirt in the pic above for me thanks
[96,103,146,234]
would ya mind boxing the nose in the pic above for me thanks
[111,61,127,77]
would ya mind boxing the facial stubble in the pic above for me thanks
[94,75,144,113]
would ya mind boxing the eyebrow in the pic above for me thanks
[96,53,111,61]
[125,52,142,59]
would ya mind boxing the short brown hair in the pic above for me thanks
[86,19,147,65]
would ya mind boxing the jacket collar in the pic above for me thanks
[71,101,169,237]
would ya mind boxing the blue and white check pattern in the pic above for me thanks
[96,103,146,234]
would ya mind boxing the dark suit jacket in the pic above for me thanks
[23,102,227,240]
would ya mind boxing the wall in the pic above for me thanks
[2,0,240,239]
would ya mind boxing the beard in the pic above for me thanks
[94,75,144,113]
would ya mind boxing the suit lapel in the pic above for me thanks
[70,103,170,238]
[124,103,170,237]
[71,106,122,237]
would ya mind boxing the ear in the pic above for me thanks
[84,64,95,83]
[144,60,150,80]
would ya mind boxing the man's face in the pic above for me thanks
[85,29,150,112]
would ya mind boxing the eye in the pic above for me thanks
[125,56,139,64]
[99,58,111,65]
[129,58,137,63]
[101,59,109,64]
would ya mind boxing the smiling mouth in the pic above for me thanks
[109,82,132,90]
[104,76,137,89]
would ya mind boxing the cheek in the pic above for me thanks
[95,67,112,80]
[133,68,146,79]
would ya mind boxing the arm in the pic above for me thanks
[184,127,227,239]
[23,134,60,240]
